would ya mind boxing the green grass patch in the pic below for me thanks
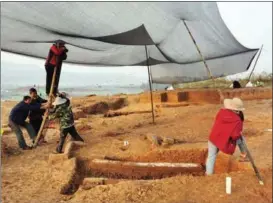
[173,73,272,89]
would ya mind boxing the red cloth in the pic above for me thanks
[209,109,243,155]
[45,45,65,66]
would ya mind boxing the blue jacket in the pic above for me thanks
[9,101,41,125]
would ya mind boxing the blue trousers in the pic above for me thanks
[205,137,246,175]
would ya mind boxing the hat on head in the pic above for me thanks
[224,97,245,111]
[52,96,67,106]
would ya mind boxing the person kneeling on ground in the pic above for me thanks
[8,96,48,150]
[29,88,48,144]
[205,97,248,175]
[46,96,84,153]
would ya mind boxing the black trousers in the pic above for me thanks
[56,125,84,153]
[30,119,43,134]
[45,62,62,95]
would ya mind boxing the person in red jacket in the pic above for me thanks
[205,97,248,175]
[45,40,68,96]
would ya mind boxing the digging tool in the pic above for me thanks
[33,56,60,147]
[240,137,264,185]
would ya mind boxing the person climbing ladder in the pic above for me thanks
[45,40,68,97]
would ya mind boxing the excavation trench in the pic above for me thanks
[79,149,249,180]
[59,148,250,194]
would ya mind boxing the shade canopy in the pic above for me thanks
[1,2,258,83]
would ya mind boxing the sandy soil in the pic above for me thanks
[1,90,272,203]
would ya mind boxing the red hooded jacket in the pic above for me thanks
[209,109,243,155]
[45,45,65,66]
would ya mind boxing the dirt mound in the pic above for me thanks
[109,98,128,110]
[73,108,87,120]
[82,98,128,115]
[83,102,109,114]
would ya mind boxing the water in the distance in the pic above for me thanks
[1,62,151,101]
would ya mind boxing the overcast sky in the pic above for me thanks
[1,2,272,79]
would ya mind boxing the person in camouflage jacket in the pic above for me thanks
[48,96,84,153]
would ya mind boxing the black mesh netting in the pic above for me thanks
[1,2,259,83]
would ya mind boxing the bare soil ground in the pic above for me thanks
[1,89,272,203]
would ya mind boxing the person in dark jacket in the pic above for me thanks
[205,98,247,175]
[45,40,68,96]
[29,88,48,144]
[232,80,242,88]
[9,96,48,150]
[46,96,84,153]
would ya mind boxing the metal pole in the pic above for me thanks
[145,45,155,124]
[33,56,59,147]
[248,45,263,81]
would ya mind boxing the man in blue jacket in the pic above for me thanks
[9,96,48,150]
[29,88,47,144]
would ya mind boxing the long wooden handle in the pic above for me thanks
[33,57,59,147]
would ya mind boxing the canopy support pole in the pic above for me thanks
[183,20,214,83]
[248,45,263,82]
[33,57,60,147]
[145,45,155,124]
[183,20,225,101]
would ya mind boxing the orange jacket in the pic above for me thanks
[45,45,65,66]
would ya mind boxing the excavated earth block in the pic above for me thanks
[82,149,250,180]
[139,88,272,104]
